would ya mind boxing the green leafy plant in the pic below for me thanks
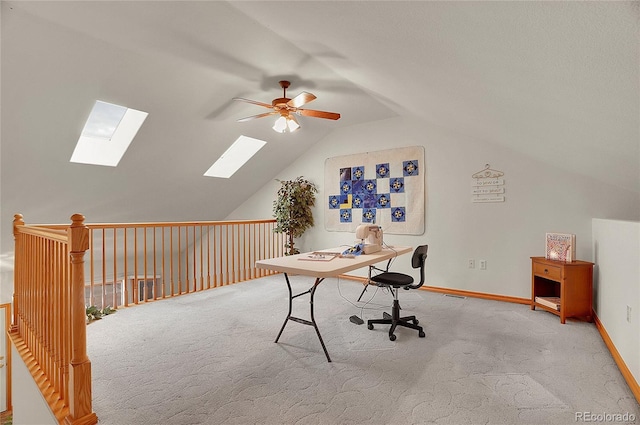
[273,176,318,255]
[86,305,116,323]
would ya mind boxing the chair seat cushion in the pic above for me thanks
[371,271,414,288]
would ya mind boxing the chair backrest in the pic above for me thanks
[409,245,428,289]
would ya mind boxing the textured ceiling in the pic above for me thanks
[1,1,638,226]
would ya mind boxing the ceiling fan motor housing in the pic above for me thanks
[272,98,291,108]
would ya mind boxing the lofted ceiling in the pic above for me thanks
[1,1,638,226]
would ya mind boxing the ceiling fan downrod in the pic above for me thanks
[273,80,291,108]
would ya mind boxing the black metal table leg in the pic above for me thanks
[274,273,294,344]
[357,265,376,302]
[309,278,331,362]
[356,282,370,302]
[274,273,331,362]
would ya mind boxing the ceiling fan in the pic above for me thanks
[233,80,341,133]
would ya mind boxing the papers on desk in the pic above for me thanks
[298,252,341,262]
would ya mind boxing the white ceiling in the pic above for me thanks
[230,1,639,191]
[1,1,638,224]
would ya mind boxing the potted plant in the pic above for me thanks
[86,305,116,323]
[273,176,318,255]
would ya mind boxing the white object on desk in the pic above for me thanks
[355,224,383,254]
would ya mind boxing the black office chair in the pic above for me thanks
[367,245,428,341]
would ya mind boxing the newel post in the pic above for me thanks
[10,214,24,334]
[64,214,98,425]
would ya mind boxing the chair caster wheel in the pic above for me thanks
[368,323,373,330]
[414,319,419,325]
[389,334,396,341]
[419,331,425,338]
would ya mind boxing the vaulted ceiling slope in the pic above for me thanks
[229,1,639,191]
[1,1,638,227]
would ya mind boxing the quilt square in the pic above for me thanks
[403,160,419,176]
[377,178,390,193]
[362,208,376,223]
[363,193,377,208]
[390,192,406,206]
[328,195,340,209]
[352,194,364,209]
[340,194,352,208]
[376,163,390,178]
[391,207,406,222]
[376,193,391,209]
[363,179,377,194]
[352,179,364,194]
[340,180,352,194]
[390,177,405,193]
[352,166,365,180]
[340,167,352,181]
[340,209,353,223]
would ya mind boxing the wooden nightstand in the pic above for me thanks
[530,257,594,324]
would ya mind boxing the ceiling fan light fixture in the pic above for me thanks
[272,116,288,133]
[272,115,300,133]
[287,115,300,132]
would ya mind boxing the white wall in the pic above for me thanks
[592,219,640,385]
[228,116,640,299]
[10,345,57,425]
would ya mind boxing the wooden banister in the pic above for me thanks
[10,214,98,424]
[10,214,283,424]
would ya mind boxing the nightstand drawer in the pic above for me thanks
[533,262,561,280]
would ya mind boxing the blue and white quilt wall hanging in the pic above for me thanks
[325,146,425,235]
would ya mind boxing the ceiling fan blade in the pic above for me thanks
[297,109,341,120]
[233,97,274,109]
[288,92,316,108]
[237,111,278,122]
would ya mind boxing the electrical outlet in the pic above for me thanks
[468,259,475,269]
[479,260,487,270]
[627,305,632,323]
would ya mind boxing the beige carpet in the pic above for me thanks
[87,275,639,425]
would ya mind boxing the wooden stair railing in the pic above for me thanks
[9,214,283,424]
[10,214,97,425]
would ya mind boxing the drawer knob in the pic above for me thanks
[544,268,548,273]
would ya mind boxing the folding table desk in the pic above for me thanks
[255,246,412,362]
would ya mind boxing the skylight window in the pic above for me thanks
[204,135,266,178]
[70,100,148,167]
[81,101,127,140]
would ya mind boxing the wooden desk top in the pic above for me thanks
[255,246,412,278]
